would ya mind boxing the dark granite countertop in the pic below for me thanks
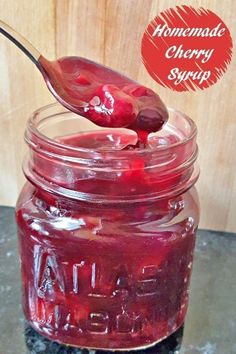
[0,206,236,354]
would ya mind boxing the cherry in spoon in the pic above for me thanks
[0,21,168,136]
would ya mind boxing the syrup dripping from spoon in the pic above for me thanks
[0,20,168,144]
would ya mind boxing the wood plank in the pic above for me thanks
[0,0,56,206]
[55,0,106,61]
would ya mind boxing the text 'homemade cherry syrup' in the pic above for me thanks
[16,58,199,351]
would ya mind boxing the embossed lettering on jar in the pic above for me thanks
[16,103,200,350]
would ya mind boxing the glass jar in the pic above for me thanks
[16,103,200,351]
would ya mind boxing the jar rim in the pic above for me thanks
[24,102,199,203]
[27,102,197,155]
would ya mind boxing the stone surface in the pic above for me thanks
[0,206,236,354]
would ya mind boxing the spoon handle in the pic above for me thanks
[0,20,41,67]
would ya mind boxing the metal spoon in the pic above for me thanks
[0,20,168,131]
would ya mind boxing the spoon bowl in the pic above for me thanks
[0,20,168,134]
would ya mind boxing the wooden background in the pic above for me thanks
[0,0,235,232]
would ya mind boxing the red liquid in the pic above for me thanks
[16,130,199,350]
[39,56,168,143]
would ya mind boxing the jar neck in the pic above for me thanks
[24,104,199,204]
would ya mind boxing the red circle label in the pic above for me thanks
[141,6,233,92]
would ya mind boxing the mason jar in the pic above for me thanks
[16,103,200,350]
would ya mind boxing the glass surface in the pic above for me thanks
[2,207,236,353]
[16,104,199,350]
